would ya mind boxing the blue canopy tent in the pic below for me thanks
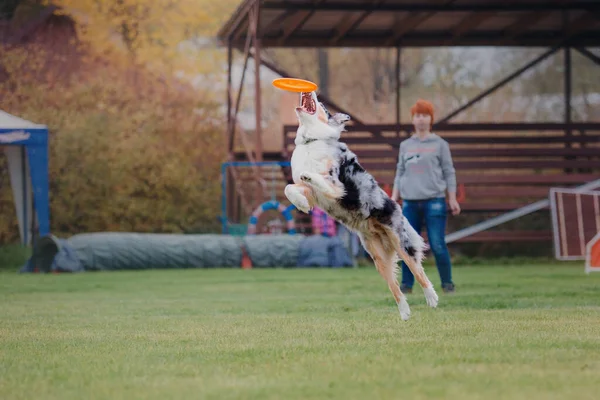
[0,110,50,246]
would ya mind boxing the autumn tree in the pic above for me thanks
[0,0,238,243]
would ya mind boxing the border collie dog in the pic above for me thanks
[284,91,438,320]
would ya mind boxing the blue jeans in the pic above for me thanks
[400,198,453,288]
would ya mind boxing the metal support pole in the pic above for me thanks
[395,47,401,137]
[230,20,254,153]
[221,163,228,233]
[565,46,572,139]
[226,41,233,154]
[565,46,573,173]
[253,0,263,162]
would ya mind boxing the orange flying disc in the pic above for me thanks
[272,78,318,93]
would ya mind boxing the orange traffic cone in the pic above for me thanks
[241,247,252,269]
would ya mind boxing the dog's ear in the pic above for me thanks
[319,102,331,118]
[332,113,351,125]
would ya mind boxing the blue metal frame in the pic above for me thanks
[221,161,291,234]
[0,127,50,243]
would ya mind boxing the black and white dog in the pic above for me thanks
[284,91,438,320]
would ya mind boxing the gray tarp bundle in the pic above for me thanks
[297,235,354,268]
[243,234,305,268]
[20,232,353,273]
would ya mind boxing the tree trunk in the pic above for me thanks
[0,0,21,21]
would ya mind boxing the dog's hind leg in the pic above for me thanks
[362,235,411,320]
[403,251,438,308]
[284,184,315,214]
[384,225,438,309]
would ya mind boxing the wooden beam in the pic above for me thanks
[329,0,386,45]
[450,11,497,37]
[281,147,600,159]
[276,0,326,45]
[300,148,600,159]
[223,181,558,199]
[248,31,600,48]
[284,121,600,133]
[453,231,552,242]
[360,160,600,171]
[449,174,600,185]
[384,12,434,46]
[500,11,552,41]
[276,11,313,45]
[217,0,254,40]
[463,187,554,199]
[384,0,457,46]
[565,11,600,37]
[329,11,370,45]
[226,42,233,152]
[232,18,249,41]
[261,2,600,13]
[261,10,295,36]
[229,11,255,153]
[444,0,518,45]
[372,173,599,186]
[327,135,600,146]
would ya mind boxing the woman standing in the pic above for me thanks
[391,99,460,294]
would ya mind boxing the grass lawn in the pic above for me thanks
[1,264,599,400]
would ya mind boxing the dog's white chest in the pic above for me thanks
[290,141,335,184]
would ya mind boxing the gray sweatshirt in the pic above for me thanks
[394,133,457,200]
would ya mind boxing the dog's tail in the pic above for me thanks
[400,215,428,265]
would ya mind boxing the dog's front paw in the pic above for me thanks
[295,199,311,214]
[285,185,312,214]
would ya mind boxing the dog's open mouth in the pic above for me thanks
[298,92,316,115]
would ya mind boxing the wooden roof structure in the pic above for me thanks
[217,0,600,157]
[217,0,600,242]
[218,0,600,48]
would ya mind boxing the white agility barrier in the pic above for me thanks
[549,187,600,261]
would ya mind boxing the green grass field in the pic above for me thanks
[1,264,599,400]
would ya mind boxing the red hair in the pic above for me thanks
[410,99,434,128]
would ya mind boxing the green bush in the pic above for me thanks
[1,46,227,244]
[0,244,31,272]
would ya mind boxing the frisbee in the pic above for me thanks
[272,78,318,93]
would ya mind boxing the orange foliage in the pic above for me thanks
[0,7,228,243]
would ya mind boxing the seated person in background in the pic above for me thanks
[311,206,336,237]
